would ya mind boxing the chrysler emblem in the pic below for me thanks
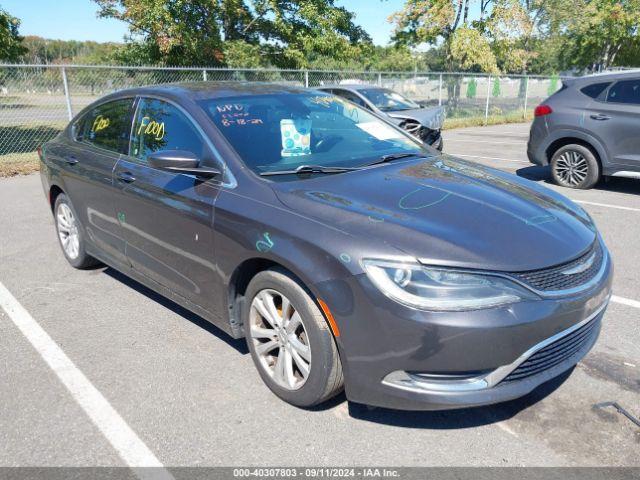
[561,252,596,276]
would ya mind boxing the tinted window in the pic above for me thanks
[358,88,419,112]
[333,89,368,108]
[606,79,640,104]
[130,98,206,163]
[199,93,421,175]
[580,82,611,99]
[76,98,133,152]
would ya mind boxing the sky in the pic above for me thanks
[2,0,402,46]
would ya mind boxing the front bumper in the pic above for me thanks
[314,246,613,410]
[380,302,605,410]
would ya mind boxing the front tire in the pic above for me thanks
[54,194,99,269]
[550,144,600,189]
[244,268,343,407]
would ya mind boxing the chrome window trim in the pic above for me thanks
[133,94,238,189]
[382,297,610,394]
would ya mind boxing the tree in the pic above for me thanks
[389,0,498,73]
[20,36,121,64]
[93,0,371,68]
[0,7,27,62]
[558,0,640,71]
[389,1,498,109]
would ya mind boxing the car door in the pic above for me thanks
[113,96,223,314]
[57,97,134,266]
[587,78,640,170]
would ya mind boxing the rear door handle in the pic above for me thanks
[590,114,610,121]
[116,171,136,183]
[64,155,78,165]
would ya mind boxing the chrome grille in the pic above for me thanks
[501,316,601,383]
[511,241,603,292]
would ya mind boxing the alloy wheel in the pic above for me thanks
[249,289,312,390]
[554,150,589,187]
[56,203,80,259]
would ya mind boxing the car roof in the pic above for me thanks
[105,81,313,102]
[567,69,640,86]
[315,84,382,91]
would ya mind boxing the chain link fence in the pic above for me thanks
[0,64,564,166]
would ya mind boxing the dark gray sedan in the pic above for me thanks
[40,82,612,410]
[316,84,445,150]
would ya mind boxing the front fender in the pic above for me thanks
[213,188,408,338]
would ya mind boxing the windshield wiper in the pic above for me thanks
[260,164,361,177]
[365,152,429,167]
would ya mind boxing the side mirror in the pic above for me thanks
[147,150,221,179]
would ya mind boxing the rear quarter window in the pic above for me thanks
[580,82,611,99]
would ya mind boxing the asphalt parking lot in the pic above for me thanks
[1,122,639,469]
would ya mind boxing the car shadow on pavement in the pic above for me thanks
[346,368,573,429]
[103,267,249,355]
[516,165,640,194]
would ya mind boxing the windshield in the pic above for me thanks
[358,88,419,112]
[199,93,425,176]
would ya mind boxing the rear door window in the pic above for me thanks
[580,82,611,99]
[130,98,207,163]
[75,98,134,153]
[606,79,640,105]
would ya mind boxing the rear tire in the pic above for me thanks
[244,268,343,408]
[550,144,600,189]
[54,194,100,269]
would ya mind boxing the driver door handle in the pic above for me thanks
[590,114,610,121]
[116,171,136,183]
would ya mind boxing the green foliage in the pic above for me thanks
[6,0,639,74]
[466,78,477,98]
[449,27,499,73]
[93,0,372,68]
[222,41,268,68]
[555,0,640,71]
[20,36,121,64]
[390,0,640,75]
[0,7,27,62]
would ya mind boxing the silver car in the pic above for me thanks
[316,84,445,150]
[528,70,640,189]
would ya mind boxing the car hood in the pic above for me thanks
[272,156,596,272]
[386,106,445,130]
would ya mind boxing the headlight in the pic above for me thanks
[362,259,537,311]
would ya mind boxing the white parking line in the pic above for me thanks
[0,281,174,480]
[449,131,529,137]
[574,200,640,213]
[611,295,640,309]
[443,138,524,145]
[449,153,529,164]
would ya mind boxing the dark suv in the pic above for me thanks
[528,71,640,189]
